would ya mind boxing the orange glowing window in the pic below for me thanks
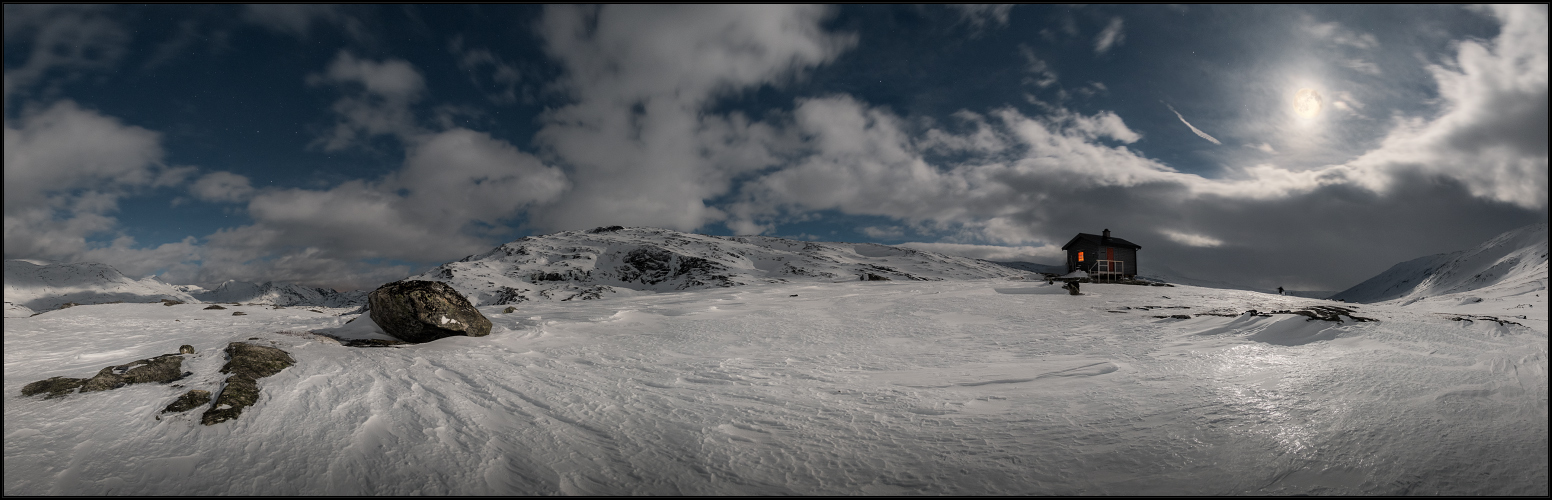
[1078,251,1084,262]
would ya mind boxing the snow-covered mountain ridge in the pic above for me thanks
[407,226,1030,305]
[183,280,367,308]
[4,260,196,316]
[4,260,367,317]
[1330,223,1548,312]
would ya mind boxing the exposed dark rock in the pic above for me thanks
[161,299,183,306]
[80,354,187,393]
[342,338,409,348]
[589,225,625,233]
[502,306,516,314]
[22,353,187,398]
[232,311,247,316]
[201,342,295,425]
[180,345,195,354]
[162,389,212,414]
[862,273,891,281]
[57,302,81,310]
[367,280,492,343]
[204,305,227,310]
[21,377,86,399]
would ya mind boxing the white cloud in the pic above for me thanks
[1159,230,1223,248]
[1302,18,1379,50]
[190,171,254,203]
[1343,4,1547,209]
[308,51,428,151]
[3,100,181,261]
[2,5,128,106]
[1165,104,1222,145]
[952,5,1013,32]
[241,5,369,42]
[1094,17,1125,54]
[531,5,855,232]
[449,36,523,105]
[1018,44,1058,88]
[860,226,905,239]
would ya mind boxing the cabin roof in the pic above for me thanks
[1061,232,1142,251]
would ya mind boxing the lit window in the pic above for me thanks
[1078,251,1084,262]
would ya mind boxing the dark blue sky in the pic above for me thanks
[5,5,1545,291]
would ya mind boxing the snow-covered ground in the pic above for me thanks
[5,279,1545,495]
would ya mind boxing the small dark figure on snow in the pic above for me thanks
[1278,286,1285,295]
[1064,280,1081,295]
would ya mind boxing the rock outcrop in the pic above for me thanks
[162,389,212,414]
[201,342,295,426]
[20,353,189,399]
[367,280,491,343]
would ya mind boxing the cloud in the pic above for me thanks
[3,100,177,259]
[2,5,128,105]
[1018,44,1058,88]
[308,51,428,151]
[241,5,365,41]
[1302,18,1379,50]
[190,171,255,203]
[952,5,1013,31]
[530,5,855,232]
[859,225,906,239]
[1165,104,1222,145]
[449,36,524,105]
[1343,4,1547,209]
[1159,229,1223,248]
[1094,17,1125,54]
[1247,142,1278,154]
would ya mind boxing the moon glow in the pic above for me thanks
[1294,88,1322,118]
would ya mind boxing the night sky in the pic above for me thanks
[5,5,1546,291]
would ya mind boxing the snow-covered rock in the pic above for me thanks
[405,226,1028,305]
[189,280,367,308]
[4,260,196,316]
[1331,222,1548,307]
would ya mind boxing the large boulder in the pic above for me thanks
[367,280,491,343]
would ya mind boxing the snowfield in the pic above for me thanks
[5,279,1546,495]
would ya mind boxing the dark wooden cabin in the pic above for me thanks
[1061,229,1141,281]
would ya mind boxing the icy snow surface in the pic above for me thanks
[4,280,1546,495]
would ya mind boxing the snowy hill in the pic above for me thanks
[405,226,1029,305]
[189,280,367,308]
[1330,223,1549,312]
[4,260,196,316]
[987,260,1066,275]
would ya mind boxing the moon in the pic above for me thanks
[1294,88,1322,118]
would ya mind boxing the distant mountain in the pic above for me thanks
[405,226,1026,305]
[189,280,368,307]
[1135,264,1267,293]
[1330,223,1549,305]
[4,260,196,316]
[988,261,1066,275]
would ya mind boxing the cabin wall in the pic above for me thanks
[1070,244,1139,277]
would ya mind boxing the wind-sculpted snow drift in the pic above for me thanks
[406,226,1029,305]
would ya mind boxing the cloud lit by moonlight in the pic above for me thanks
[1294,88,1323,118]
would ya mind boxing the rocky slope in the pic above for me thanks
[405,226,1030,305]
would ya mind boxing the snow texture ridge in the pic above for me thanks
[405,226,1030,306]
[1331,222,1549,307]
